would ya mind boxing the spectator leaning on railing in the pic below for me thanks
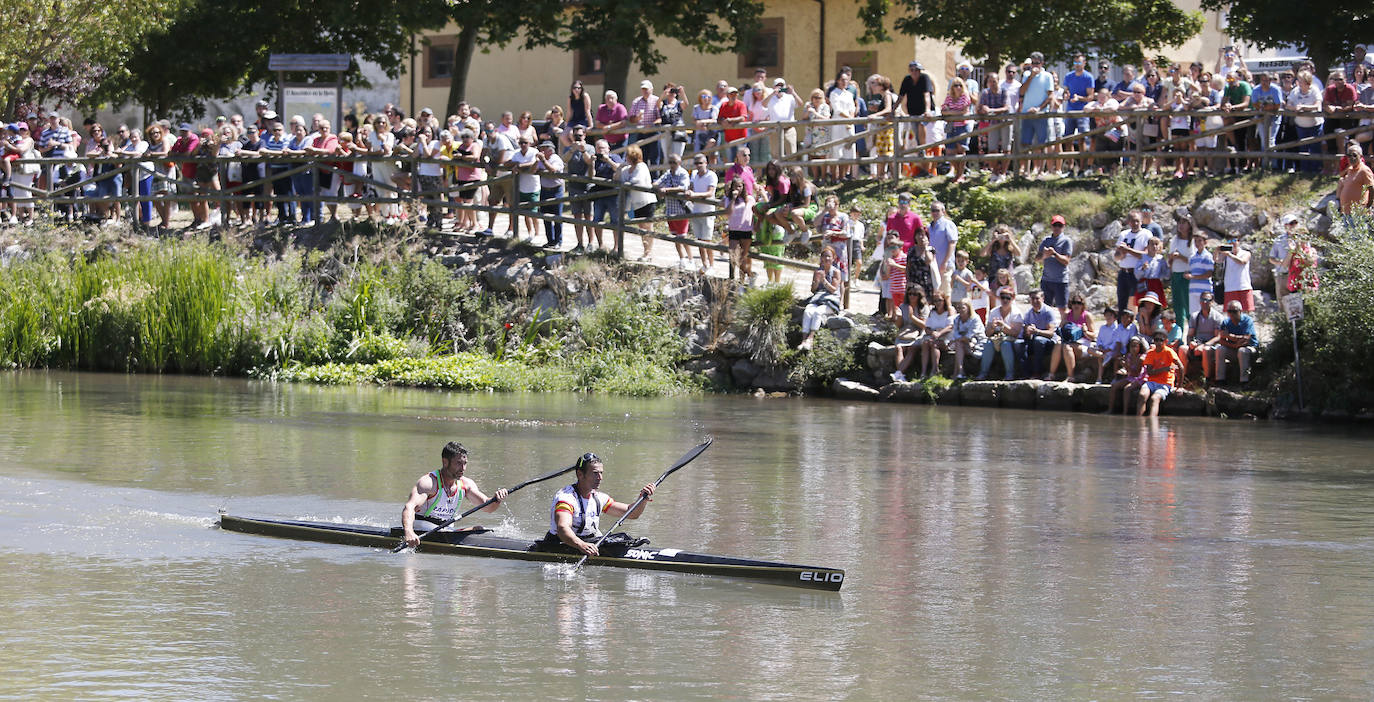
[15,54,1373,241]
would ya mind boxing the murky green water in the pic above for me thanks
[2,371,1373,700]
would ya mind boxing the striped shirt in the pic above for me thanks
[1188,251,1215,294]
[38,125,72,153]
[887,253,907,299]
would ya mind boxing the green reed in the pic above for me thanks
[1,242,247,372]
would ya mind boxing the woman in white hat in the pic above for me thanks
[1136,290,1164,334]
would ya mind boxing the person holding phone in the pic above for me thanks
[1219,235,1254,312]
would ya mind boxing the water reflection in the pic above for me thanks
[3,371,1374,699]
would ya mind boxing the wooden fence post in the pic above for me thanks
[614,184,625,258]
[1010,113,1023,176]
[890,115,902,185]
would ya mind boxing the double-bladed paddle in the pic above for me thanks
[392,462,578,553]
[573,437,713,568]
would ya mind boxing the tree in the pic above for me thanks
[98,0,441,118]
[0,0,182,117]
[857,0,1204,76]
[1198,1,1374,78]
[557,0,764,98]
[434,0,563,118]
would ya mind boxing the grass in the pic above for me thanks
[0,238,700,397]
[734,285,795,369]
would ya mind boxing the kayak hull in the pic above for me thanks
[218,514,845,592]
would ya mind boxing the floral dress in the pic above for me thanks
[866,92,894,156]
[805,101,831,150]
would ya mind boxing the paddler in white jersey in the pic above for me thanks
[544,452,655,556]
[401,441,508,547]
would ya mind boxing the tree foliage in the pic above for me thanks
[0,0,182,116]
[558,0,764,97]
[1198,0,1373,77]
[435,0,563,116]
[97,0,443,118]
[858,0,1204,74]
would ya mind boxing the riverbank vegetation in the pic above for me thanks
[1,171,1362,413]
[1264,215,1374,416]
[0,239,698,396]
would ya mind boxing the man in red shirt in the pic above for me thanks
[170,123,200,181]
[883,192,926,252]
[1137,331,1183,417]
[1324,69,1359,166]
[716,86,749,161]
[304,119,342,221]
[595,91,628,148]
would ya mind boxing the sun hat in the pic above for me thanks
[1280,213,1299,225]
[1138,291,1162,308]
[640,79,653,90]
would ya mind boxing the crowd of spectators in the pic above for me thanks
[868,193,1325,412]
[5,46,1371,226]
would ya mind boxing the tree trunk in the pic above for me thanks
[1307,44,1336,78]
[986,51,1002,77]
[600,45,634,100]
[446,25,479,118]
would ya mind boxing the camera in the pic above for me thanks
[1218,244,1233,252]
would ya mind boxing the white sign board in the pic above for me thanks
[282,86,339,129]
[1284,293,1304,321]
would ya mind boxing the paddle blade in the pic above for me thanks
[579,438,714,570]
[653,437,713,485]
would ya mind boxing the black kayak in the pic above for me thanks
[218,514,845,592]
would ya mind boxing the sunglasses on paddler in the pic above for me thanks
[576,452,600,470]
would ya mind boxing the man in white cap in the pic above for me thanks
[628,79,661,164]
[951,61,978,99]
[1268,214,1298,301]
[717,85,748,160]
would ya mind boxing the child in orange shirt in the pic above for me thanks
[1137,330,1183,417]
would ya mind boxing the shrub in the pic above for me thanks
[734,284,795,369]
[391,257,475,348]
[1266,217,1374,413]
[1105,173,1163,218]
[955,185,1007,223]
[577,292,682,361]
[788,328,871,388]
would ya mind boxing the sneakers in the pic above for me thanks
[478,228,493,237]
[891,371,907,382]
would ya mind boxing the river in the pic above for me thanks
[1,371,1372,700]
